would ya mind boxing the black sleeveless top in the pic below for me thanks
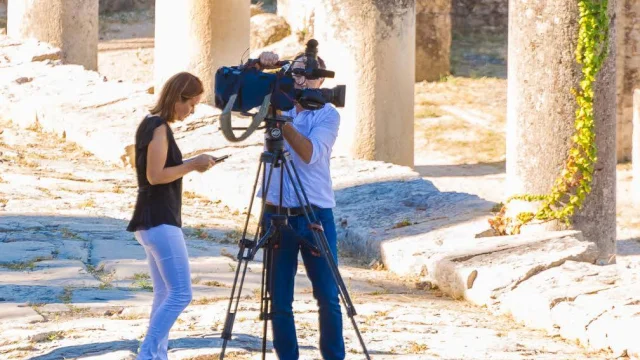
[126,115,183,232]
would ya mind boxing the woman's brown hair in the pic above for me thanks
[150,72,204,122]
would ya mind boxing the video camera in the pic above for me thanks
[214,39,345,112]
[213,40,345,142]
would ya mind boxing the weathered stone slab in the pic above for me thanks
[0,284,62,304]
[499,261,620,333]
[71,288,153,307]
[98,259,147,282]
[56,240,89,262]
[0,37,61,64]
[551,282,640,353]
[423,231,598,307]
[0,302,44,325]
[381,218,493,277]
[0,241,55,264]
[0,260,101,304]
[39,303,72,314]
[336,177,493,260]
[585,304,640,358]
[90,239,145,267]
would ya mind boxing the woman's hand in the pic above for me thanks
[190,154,216,173]
[259,52,279,68]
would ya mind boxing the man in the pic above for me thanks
[256,50,345,360]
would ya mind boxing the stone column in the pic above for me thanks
[8,0,99,71]
[616,0,640,162]
[416,0,451,82]
[506,0,616,263]
[633,89,640,203]
[314,0,416,167]
[154,0,250,104]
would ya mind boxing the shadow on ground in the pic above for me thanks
[415,161,505,178]
[28,334,282,360]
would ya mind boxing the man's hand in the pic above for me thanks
[259,52,279,68]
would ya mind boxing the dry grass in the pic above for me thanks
[414,75,507,164]
[78,198,97,208]
[193,228,211,240]
[1,260,37,271]
[132,272,153,291]
[411,29,507,165]
[392,219,413,229]
[25,122,42,132]
[59,287,73,304]
[117,312,147,320]
[184,352,248,360]
[15,155,39,168]
[368,288,391,296]
[57,173,93,183]
[36,187,54,197]
[184,191,198,199]
[191,297,225,305]
[407,341,430,354]
[31,330,66,343]
[60,227,82,240]
[203,280,227,287]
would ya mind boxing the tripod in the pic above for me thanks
[219,106,370,359]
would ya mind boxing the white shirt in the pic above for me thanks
[257,104,340,208]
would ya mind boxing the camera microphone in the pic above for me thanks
[310,68,334,79]
[291,68,334,79]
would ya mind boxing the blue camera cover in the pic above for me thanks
[214,66,295,112]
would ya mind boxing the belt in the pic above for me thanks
[264,203,320,217]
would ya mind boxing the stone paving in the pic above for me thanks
[0,113,612,359]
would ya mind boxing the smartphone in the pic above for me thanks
[215,154,231,162]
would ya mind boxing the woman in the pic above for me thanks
[126,72,216,360]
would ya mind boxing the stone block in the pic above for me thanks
[0,241,55,264]
[0,303,44,326]
[250,13,291,50]
[407,230,599,308]
[499,260,620,333]
[551,283,640,350]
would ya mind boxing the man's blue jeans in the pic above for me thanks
[262,207,345,360]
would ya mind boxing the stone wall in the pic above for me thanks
[99,0,154,14]
[452,0,508,33]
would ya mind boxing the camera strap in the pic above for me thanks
[218,70,271,142]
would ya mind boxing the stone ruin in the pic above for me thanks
[0,0,623,263]
[6,1,640,355]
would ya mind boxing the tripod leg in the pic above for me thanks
[260,232,274,360]
[282,159,371,360]
[220,156,280,360]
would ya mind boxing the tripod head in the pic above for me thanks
[262,105,293,154]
